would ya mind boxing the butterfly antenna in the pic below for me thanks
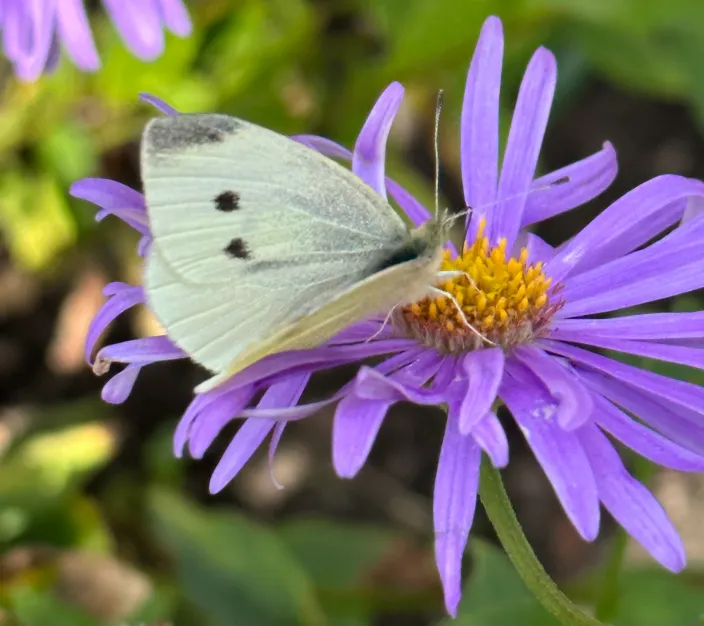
[433,90,443,218]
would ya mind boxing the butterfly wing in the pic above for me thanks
[141,113,410,374]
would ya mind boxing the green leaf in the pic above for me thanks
[148,489,325,626]
[7,586,98,626]
[439,539,561,626]
[611,569,704,626]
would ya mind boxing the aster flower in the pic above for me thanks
[1,0,191,82]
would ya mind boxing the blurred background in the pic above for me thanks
[1,1,704,625]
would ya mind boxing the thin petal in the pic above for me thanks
[548,330,704,371]
[139,92,179,115]
[515,346,593,430]
[522,142,618,227]
[458,348,504,434]
[268,422,286,489]
[462,16,502,239]
[209,373,309,493]
[101,364,141,404]
[154,0,191,36]
[578,369,704,457]
[491,47,556,247]
[541,340,704,418]
[85,284,144,364]
[70,178,148,234]
[94,335,186,373]
[352,82,404,198]
[591,392,704,471]
[579,426,685,571]
[502,361,600,540]
[471,411,508,468]
[552,311,704,340]
[433,411,481,617]
[55,0,100,70]
[102,0,164,60]
[513,231,554,265]
[547,175,704,282]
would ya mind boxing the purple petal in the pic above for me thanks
[352,82,404,198]
[578,369,704,457]
[209,373,310,493]
[682,193,704,224]
[548,330,704,371]
[541,340,704,418]
[490,47,556,247]
[333,350,441,478]
[462,16,502,239]
[268,422,286,489]
[558,237,704,318]
[292,135,351,160]
[4,0,55,81]
[579,426,685,572]
[433,411,481,617]
[174,393,215,457]
[591,392,704,471]
[55,0,100,71]
[154,0,191,36]
[188,385,257,459]
[501,361,600,540]
[547,175,704,282]
[522,142,618,227]
[471,411,508,468]
[552,311,704,340]
[101,364,141,404]
[515,346,593,430]
[458,348,504,434]
[513,231,554,265]
[102,0,164,61]
[70,178,148,235]
[85,284,145,364]
[94,335,186,373]
[139,92,180,115]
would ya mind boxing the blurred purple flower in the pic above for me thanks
[72,15,704,617]
[1,0,192,82]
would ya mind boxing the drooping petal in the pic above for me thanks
[209,373,310,493]
[541,340,704,419]
[514,346,593,430]
[102,0,166,60]
[70,178,149,235]
[547,175,704,282]
[462,16,502,239]
[579,425,685,572]
[94,335,186,373]
[490,47,556,248]
[352,82,404,198]
[521,142,618,227]
[268,422,287,489]
[458,348,504,434]
[551,311,704,340]
[85,283,145,364]
[471,411,509,468]
[4,0,56,81]
[55,0,100,70]
[513,231,555,265]
[547,330,704,371]
[590,392,704,471]
[139,91,180,115]
[578,369,704,457]
[433,410,481,617]
[154,0,192,36]
[501,361,600,540]
[101,364,141,404]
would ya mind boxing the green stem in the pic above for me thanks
[594,529,627,621]
[478,456,606,626]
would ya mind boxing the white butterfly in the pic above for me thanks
[141,113,466,392]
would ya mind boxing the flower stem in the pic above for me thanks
[594,528,627,621]
[478,456,606,626]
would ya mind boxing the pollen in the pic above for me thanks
[394,219,563,353]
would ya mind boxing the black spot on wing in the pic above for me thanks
[214,190,240,212]
[146,114,241,152]
[224,238,250,260]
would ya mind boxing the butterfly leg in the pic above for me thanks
[366,303,402,343]
[428,286,496,347]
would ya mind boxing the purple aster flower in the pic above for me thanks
[1,0,191,82]
[74,15,704,618]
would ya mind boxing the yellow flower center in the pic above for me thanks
[394,219,562,353]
